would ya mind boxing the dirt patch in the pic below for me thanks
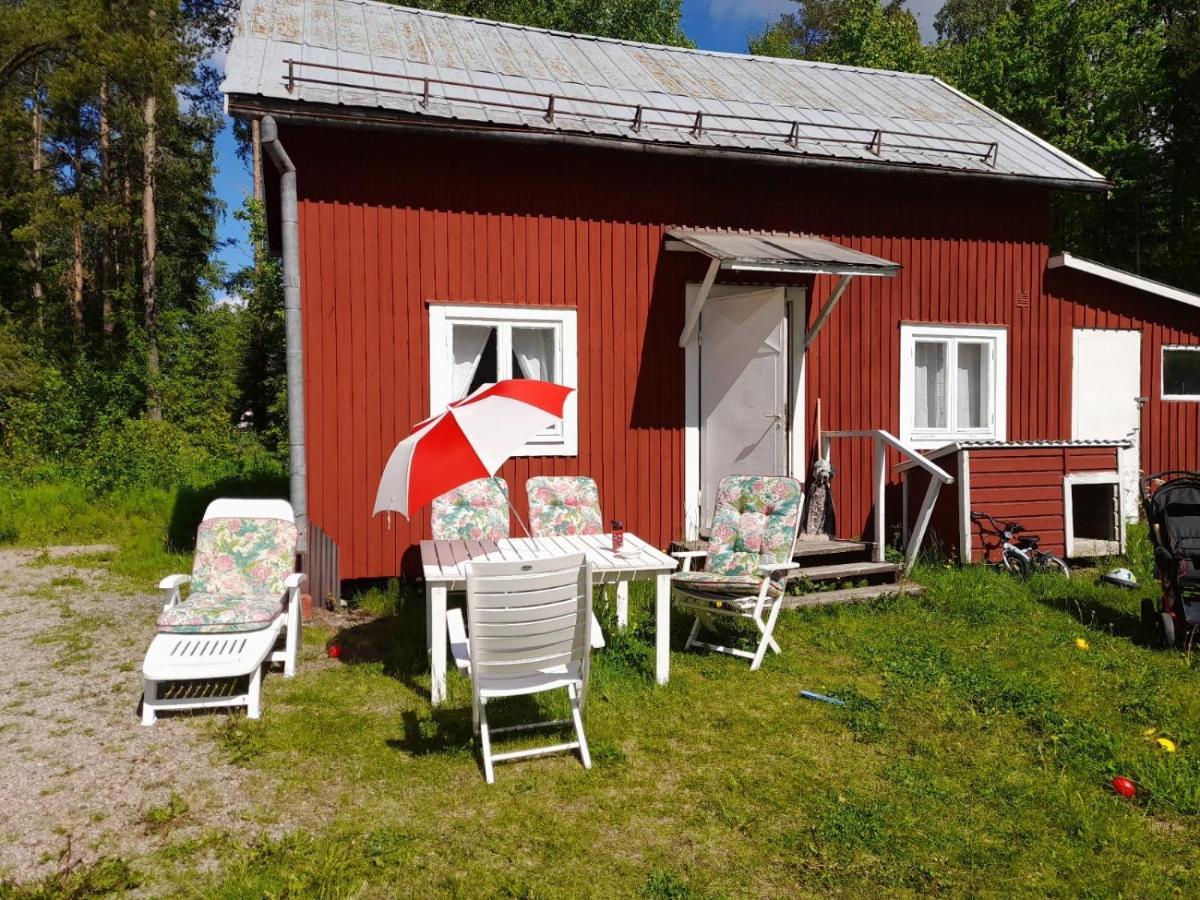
[0,547,266,882]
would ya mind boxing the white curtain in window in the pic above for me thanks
[512,327,556,382]
[914,341,947,429]
[956,343,986,428]
[451,325,493,400]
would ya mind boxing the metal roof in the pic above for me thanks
[666,229,901,276]
[1048,252,1200,311]
[221,0,1110,190]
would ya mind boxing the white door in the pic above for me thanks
[1072,328,1142,522]
[699,286,788,523]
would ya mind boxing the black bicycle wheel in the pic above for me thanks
[1003,548,1031,578]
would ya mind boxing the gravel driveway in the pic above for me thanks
[0,547,259,883]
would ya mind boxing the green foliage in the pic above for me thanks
[414,0,691,46]
[0,0,288,491]
[143,793,191,833]
[0,854,138,898]
[750,0,934,72]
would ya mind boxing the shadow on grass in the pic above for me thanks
[167,472,290,551]
[1032,581,1160,650]
[328,610,431,695]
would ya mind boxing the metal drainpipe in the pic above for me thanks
[259,115,308,552]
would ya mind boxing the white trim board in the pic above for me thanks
[428,303,579,456]
[1162,345,1200,401]
[1049,252,1200,311]
[898,323,1008,449]
[1063,471,1125,558]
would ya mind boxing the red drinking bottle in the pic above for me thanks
[611,520,624,552]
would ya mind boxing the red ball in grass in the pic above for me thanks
[1112,776,1136,798]
[327,644,343,659]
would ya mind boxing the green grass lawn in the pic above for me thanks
[7,486,1200,897]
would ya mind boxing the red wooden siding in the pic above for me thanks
[1045,269,1200,478]
[908,446,1120,562]
[283,122,1197,580]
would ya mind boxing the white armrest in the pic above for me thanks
[760,562,800,574]
[447,608,471,673]
[671,549,708,573]
[284,572,307,591]
[590,612,606,651]
[159,574,190,611]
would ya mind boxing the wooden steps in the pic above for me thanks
[670,535,921,609]
[792,539,869,560]
[783,582,924,610]
[794,561,898,584]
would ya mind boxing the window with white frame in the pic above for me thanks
[429,304,578,455]
[900,323,1007,446]
[1162,346,1200,400]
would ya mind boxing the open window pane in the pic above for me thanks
[1164,348,1200,397]
[914,341,947,429]
[452,324,497,399]
[511,327,557,382]
[956,342,988,428]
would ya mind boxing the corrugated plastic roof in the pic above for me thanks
[221,0,1111,190]
[895,439,1133,471]
[667,229,901,274]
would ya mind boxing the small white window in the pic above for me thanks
[429,304,578,456]
[900,324,1007,446]
[1162,346,1200,400]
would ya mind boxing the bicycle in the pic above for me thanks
[970,511,1070,578]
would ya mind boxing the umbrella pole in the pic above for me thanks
[494,475,532,539]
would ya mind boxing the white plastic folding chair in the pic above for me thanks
[446,552,593,784]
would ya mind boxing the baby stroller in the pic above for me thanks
[1141,471,1200,647]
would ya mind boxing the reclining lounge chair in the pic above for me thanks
[141,498,305,725]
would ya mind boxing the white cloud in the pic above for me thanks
[707,0,795,24]
[212,290,247,309]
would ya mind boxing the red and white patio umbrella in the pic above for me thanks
[373,379,574,520]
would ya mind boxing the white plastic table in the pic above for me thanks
[420,532,678,705]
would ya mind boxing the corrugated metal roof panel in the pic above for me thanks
[222,0,1110,189]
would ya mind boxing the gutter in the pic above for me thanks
[259,115,309,552]
[228,96,1113,195]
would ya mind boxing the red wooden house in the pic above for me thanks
[222,0,1200,582]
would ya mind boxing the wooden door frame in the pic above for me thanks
[683,284,807,539]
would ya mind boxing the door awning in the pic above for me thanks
[665,229,901,276]
[666,229,902,347]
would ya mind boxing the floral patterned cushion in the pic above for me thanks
[526,476,604,537]
[432,478,510,541]
[671,570,784,600]
[707,476,802,578]
[156,593,283,634]
[191,517,298,598]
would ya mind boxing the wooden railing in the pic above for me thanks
[821,430,954,574]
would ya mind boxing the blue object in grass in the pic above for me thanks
[800,690,846,706]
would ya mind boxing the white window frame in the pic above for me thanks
[429,304,578,456]
[1161,345,1200,402]
[899,323,1007,448]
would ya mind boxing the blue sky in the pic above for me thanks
[210,0,943,288]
